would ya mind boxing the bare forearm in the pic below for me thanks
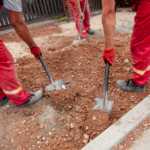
[14,21,36,48]
[9,11,36,48]
[74,0,82,14]
[102,0,116,49]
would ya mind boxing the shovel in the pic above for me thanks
[94,61,114,118]
[72,0,86,44]
[39,56,67,93]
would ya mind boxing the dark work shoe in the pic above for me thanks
[0,96,9,107]
[116,79,146,93]
[16,90,43,108]
[86,29,95,35]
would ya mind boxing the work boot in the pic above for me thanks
[116,79,146,92]
[16,90,43,108]
[0,96,9,107]
[86,29,95,35]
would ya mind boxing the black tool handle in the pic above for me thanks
[104,61,110,101]
[79,0,86,41]
[39,56,54,83]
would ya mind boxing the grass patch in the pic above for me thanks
[54,15,68,22]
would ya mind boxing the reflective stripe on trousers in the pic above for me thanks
[131,0,150,86]
[0,39,30,105]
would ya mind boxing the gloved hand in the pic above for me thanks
[30,45,42,59]
[103,48,115,65]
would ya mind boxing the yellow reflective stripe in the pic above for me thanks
[3,85,22,95]
[133,65,150,75]
[82,29,86,33]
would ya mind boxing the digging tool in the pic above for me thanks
[39,56,67,93]
[94,61,114,118]
[72,0,86,44]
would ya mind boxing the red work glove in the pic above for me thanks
[30,45,42,59]
[103,48,115,65]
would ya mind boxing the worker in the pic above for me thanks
[69,0,95,39]
[102,0,149,92]
[0,0,43,108]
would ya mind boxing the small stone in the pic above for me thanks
[124,59,129,64]
[11,139,14,143]
[32,116,35,121]
[66,115,72,123]
[84,134,89,140]
[42,137,46,141]
[37,135,42,140]
[37,141,41,145]
[1,144,4,148]
[120,106,125,110]
[92,116,96,120]
[86,126,89,130]
[125,67,130,71]
[144,123,150,127]
[70,131,74,137]
[18,131,22,135]
[22,120,26,124]
[45,141,48,145]
[48,132,52,136]
[83,139,88,144]
[70,123,74,128]
[40,123,45,129]
[24,109,34,116]
[67,137,72,142]
[98,53,102,59]
[68,105,72,109]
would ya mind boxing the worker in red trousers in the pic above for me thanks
[69,0,95,39]
[102,0,150,92]
[0,0,43,108]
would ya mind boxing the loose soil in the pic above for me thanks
[0,16,150,150]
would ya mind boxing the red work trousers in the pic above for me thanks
[0,39,30,105]
[131,0,150,86]
[69,0,90,38]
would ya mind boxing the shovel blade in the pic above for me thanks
[46,80,67,93]
[94,97,114,117]
[72,38,86,45]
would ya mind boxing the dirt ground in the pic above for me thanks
[1,10,149,150]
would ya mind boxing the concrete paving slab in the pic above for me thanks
[82,95,150,150]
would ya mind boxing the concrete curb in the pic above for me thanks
[82,95,150,150]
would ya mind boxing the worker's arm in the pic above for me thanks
[74,0,84,18]
[102,0,116,65]
[9,10,41,59]
[9,11,36,48]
